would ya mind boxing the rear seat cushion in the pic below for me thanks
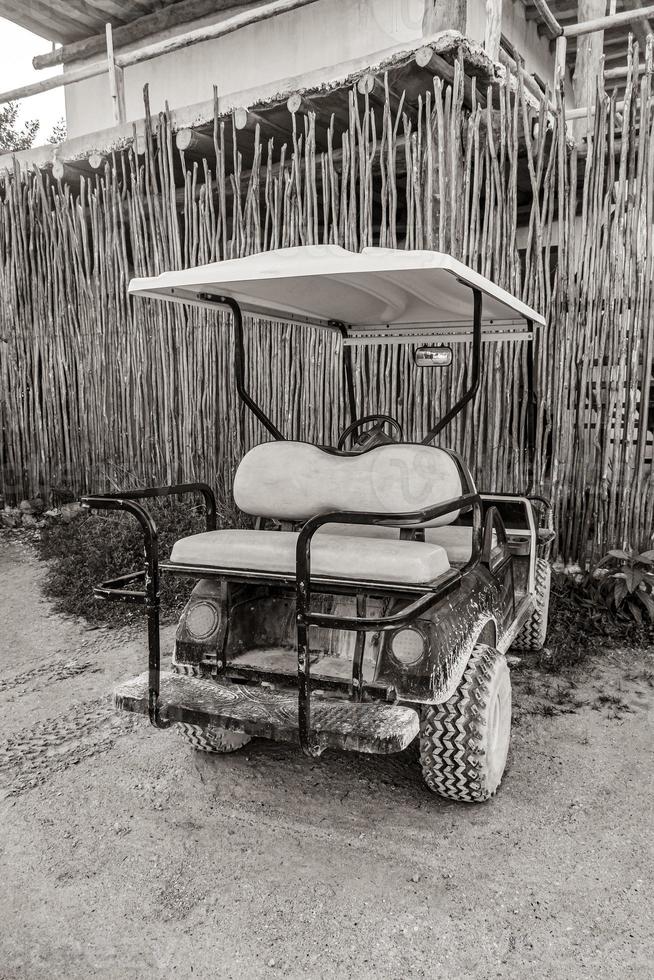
[319,523,486,565]
[233,441,466,527]
[170,529,450,585]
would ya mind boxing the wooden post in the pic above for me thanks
[484,0,503,62]
[106,23,126,126]
[554,35,567,89]
[572,0,607,138]
[422,0,466,35]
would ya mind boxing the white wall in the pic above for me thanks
[64,0,427,138]
[63,0,565,140]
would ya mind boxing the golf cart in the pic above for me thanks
[83,245,552,803]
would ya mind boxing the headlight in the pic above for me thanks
[390,627,425,666]
[186,600,220,641]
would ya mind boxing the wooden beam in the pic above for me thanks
[604,62,646,77]
[175,128,216,157]
[603,49,633,65]
[526,4,576,20]
[566,98,626,118]
[87,0,153,17]
[620,0,654,49]
[498,47,552,104]
[484,0,503,61]
[232,108,290,140]
[567,32,649,51]
[83,0,133,22]
[32,0,264,69]
[113,0,322,71]
[285,92,344,128]
[563,4,654,35]
[51,157,97,181]
[45,0,107,31]
[356,71,402,110]
[0,59,108,106]
[0,0,88,43]
[530,0,563,37]
[8,0,321,110]
[414,46,487,107]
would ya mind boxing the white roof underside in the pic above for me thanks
[128,245,545,331]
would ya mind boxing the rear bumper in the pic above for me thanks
[115,671,419,755]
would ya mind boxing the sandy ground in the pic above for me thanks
[0,534,653,980]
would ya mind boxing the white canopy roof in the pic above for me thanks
[128,245,545,337]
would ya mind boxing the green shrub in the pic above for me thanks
[543,567,654,672]
[594,549,654,624]
[36,493,243,627]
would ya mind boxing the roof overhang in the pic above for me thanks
[128,245,545,344]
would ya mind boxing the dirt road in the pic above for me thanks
[0,534,652,980]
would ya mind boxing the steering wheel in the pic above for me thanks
[337,414,404,451]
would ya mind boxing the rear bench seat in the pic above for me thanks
[171,529,450,585]
[170,441,475,586]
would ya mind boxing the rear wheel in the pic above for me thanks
[420,645,511,802]
[513,558,551,651]
[177,723,251,754]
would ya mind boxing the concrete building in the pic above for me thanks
[0,0,640,173]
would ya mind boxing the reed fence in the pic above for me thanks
[0,44,653,562]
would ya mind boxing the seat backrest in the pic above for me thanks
[233,441,469,527]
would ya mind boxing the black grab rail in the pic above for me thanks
[295,490,484,757]
[81,483,217,729]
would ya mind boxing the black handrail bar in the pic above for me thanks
[295,490,484,757]
[81,482,217,729]
[86,482,218,530]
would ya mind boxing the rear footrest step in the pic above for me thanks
[115,671,419,755]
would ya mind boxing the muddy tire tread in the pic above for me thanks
[420,645,509,803]
[514,558,551,651]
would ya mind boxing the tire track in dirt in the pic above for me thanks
[0,698,139,798]
[0,658,102,697]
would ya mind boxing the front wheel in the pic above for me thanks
[420,645,511,802]
[177,723,251,754]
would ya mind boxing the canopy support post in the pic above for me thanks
[203,294,285,441]
[332,322,357,426]
[422,287,483,446]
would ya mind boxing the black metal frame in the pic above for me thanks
[422,287,483,445]
[199,285,486,450]
[80,483,217,729]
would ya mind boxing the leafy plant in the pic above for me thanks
[47,117,67,145]
[0,102,39,152]
[594,548,654,623]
